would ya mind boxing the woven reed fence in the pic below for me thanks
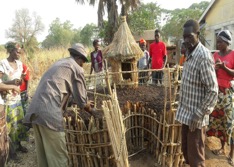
[64,66,183,167]
[64,85,129,167]
[121,66,184,167]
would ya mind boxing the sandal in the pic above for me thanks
[227,155,234,166]
[212,149,225,156]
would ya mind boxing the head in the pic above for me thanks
[183,19,200,52]
[68,43,88,67]
[216,30,232,51]
[5,41,21,60]
[139,38,146,51]
[154,29,161,43]
[93,39,101,51]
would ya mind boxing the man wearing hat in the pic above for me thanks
[24,43,94,167]
[138,38,150,84]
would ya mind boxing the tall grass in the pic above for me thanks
[0,47,92,96]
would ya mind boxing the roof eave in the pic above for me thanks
[198,0,216,23]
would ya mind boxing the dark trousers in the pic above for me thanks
[152,71,163,84]
[182,124,206,167]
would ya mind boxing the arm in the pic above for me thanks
[22,65,30,81]
[148,46,152,68]
[2,79,22,86]
[196,58,218,117]
[163,43,167,68]
[163,55,167,68]
[90,53,93,75]
[215,60,234,77]
[90,66,93,75]
[72,71,93,113]
[0,83,20,93]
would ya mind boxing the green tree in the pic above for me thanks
[42,18,75,48]
[80,23,98,47]
[128,2,161,35]
[75,0,140,44]
[162,1,209,42]
[6,8,44,58]
[71,28,82,44]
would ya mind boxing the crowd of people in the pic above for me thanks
[0,18,234,167]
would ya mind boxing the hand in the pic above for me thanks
[88,100,94,108]
[189,113,201,132]
[11,85,20,94]
[21,73,26,79]
[14,79,22,86]
[84,100,95,113]
[215,59,225,70]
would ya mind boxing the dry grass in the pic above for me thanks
[0,47,92,96]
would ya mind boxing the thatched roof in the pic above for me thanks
[102,16,143,62]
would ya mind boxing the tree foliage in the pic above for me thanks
[42,18,98,48]
[75,0,141,44]
[42,18,75,48]
[80,23,98,47]
[162,1,209,42]
[128,2,161,35]
[6,8,44,58]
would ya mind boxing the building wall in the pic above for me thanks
[204,0,234,50]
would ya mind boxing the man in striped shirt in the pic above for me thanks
[175,20,218,167]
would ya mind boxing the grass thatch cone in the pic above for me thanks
[102,16,143,61]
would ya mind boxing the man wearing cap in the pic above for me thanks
[138,38,150,84]
[24,43,93,167]
[149,29,167,85]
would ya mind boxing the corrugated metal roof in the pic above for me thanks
[134,30,155,41]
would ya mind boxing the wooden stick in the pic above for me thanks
[88,117,98,167]
[103,118,110,167]
[134,104,138,148]
[169,111,175,167]
[96,118,104,167]
[68,117,78,166]
[156,115,163,163]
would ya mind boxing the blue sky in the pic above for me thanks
[0,0,210,44]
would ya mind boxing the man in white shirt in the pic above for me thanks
[138,39,150,84]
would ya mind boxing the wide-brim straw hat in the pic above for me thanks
[68,43,88,62]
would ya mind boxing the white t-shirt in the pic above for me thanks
[138,50,149,70]
[0,59,23,105]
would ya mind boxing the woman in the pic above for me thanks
[90,39,104,75]
[0,83,20,166]
[89,39,105,87]
[206,30,234,165]
[1,42,29,160]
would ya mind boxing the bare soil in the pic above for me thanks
[7,85,233,167]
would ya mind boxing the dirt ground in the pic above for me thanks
[6,85,234,167]
[7,135,233,167]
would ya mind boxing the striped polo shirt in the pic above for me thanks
[175,42,218,129]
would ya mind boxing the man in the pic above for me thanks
[175,19,218,167]
[138,38,150,84]
[149,29,167,85]
[24,43,94,167]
